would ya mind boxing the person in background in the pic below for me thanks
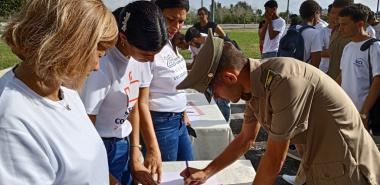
[80,1,168,184]
[298,0,322,68]
[258,20,266,55]
[172,32,189,50]
[193,7,226,38]
[139,0,194,162]
[314,4,328,29]
[338,3,380,130]
[185,27,207,62]
[0,0,118,184]
[289,14,301,27]
[327,0,354,80]
[260,0,286,59]
[368,11,380,39]
[319,4,334,73]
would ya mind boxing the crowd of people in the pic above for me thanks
[0,0,379,185]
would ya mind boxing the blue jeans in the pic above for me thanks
[150,111,194,161]
[261,51,278,59]
[102,138,132,185]
[214,98,231,122]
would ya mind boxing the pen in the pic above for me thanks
[185,160,190,176]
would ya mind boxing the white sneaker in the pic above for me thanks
[287,148,301,161]
[281,174,296,184]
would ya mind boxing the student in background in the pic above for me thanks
[319,4,334,73]
[0,0,118,184]
[338,3,380,130]
[327,0,354,80]
[368,11,380,39]
[298,0,322,68]
[314,4,328,29]
[185,27,207,61]
[258,20,266,55]
[260,0,286,59]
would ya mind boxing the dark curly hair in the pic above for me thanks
[339,3,369,23]
[299,0,321,20]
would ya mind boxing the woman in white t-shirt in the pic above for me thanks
[0,0,118,184]
[140,0,194,161]
[81,1,167,184]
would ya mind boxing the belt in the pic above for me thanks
[101,137,127,141]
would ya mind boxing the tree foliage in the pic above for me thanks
[0,0,26,18]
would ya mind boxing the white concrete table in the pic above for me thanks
[186,92,234,160]
[162,160,256,185]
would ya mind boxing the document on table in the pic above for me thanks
[186,101,204,122]
[161,172,219,185]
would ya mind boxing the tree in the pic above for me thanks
[0,0,26,18]
[256,9,263,16]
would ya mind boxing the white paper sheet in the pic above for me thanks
[161,172,219,185]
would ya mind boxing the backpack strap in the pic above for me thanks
[298,25,315,33]
[360,38,380,84]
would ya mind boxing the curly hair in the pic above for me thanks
[299,0,321,20]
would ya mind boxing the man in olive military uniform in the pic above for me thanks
[177,30,380,185]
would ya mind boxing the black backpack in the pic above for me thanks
[277,25,315,61]
[360,38,380,135]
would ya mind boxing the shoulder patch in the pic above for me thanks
[261,69,279,90]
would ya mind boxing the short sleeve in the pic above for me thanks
[311,30,323,52]
[243,101,258,124]
[0,126,55,184]
[273,19,285,33]
[370,43,380,77]
[80,70,111,115]
[139,62,153,88]
[269,78,315,140]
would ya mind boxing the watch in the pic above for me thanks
[360,113,368,120]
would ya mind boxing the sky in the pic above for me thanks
[103,0,379,13]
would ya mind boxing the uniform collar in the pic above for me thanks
[249,58,265,98]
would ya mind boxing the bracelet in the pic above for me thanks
[130,144,142,150]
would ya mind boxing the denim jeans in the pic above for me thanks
[261,51,278,59]
[150,111,194,161]
[102,138,132,185]
[214,98,231,122]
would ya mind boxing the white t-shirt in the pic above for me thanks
[366,25,376,38]
[81,48,152,138]
[189,33,207,60]
[372,23,380,39]
[319,27,332,73]
[0,72,108,185]
[263,17,286,53]
[340,39,380,110]
[148,42,187,112]
[296,25,323,62]
[314,19,328,30]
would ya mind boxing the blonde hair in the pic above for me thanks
[2,0,118,89]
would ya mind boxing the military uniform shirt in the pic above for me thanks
[244,57,380,185]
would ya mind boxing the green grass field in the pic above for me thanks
[0,29,260,70]
[0,40,20,69]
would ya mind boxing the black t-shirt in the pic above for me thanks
[193,22,218,34]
